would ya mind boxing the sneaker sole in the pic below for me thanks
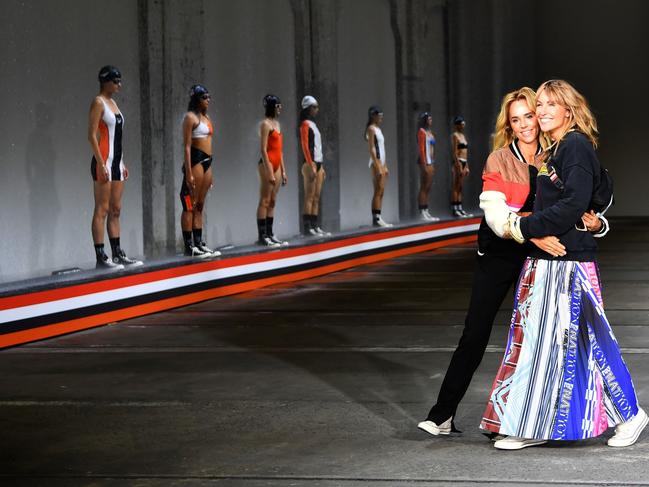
[494,439,547,450]
[608,411,649,447]
[417,421,451,436]
[97,264,124,271]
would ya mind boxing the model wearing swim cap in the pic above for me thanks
[179,85,221,258]
[299,95,330,237]
[416,112,439,221]
[451,116,472,217]
[88,65,142,269]
[365,105,392,227]
[256,94,288,247]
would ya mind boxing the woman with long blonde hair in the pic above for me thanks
[481,79,644,450]
[419,86,606,439]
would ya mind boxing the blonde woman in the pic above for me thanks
[418,87,605,439]
[482,80,645,450]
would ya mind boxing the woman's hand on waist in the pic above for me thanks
[530,236,566,257]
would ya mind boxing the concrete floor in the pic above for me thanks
[1,218,648,486]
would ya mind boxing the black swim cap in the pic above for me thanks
[98,65,121,83]
[453,115,465,125]
[368,105,383,117]
[419,111,431,123]
[263,94,281,108]
[189,84,209,98]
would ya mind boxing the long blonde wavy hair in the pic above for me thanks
[536,79,599,148]
[492,87,540,151]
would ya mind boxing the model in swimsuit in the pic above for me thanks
[299,95,330,237]
[366,106,392,227]
[88,65,142,269]
[416,112,440,222]
[256,94,288,247]
[180,84,221,258]
[451,115,472,217]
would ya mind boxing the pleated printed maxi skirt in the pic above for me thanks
[480,258,640,440]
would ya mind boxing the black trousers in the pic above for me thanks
[426,250,527,424]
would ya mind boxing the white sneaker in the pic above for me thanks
[113,249,143,267]
[96,254,124,270]
[608,408,648,447]
[493,436,547,450]
[417,418,452,436]
[425,210,440,222]
[198,242,221,257]
[258,237,281,248]
[374,216,393,228]
[185,245,211,258]
[308,227,320,236]
[269,235,289,247]
[315,226,332,237]
[420,210,433,221]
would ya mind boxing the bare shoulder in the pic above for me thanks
[90,96,103,109]
[184,111,199,124]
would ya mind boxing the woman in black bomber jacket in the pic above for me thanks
[481,80,646,450]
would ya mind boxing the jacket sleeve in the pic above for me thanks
[520,136,595,239]
[479,152,511,238]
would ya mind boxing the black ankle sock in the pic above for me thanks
[419,205,428,210]
[303,214,311,231]
[94,243,106,260]
[183,231,193,248]
[310,214,318,228]
[266,217,274,237]
[109,237,120,256]
[372,209,380,221]
[192,228,202,246]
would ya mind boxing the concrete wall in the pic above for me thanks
[7,0,641,281]
[446,0,537,213]
[338,0,400,229]
[203,0,300,246]
[0,0,142,280]
[532,0,649,216]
